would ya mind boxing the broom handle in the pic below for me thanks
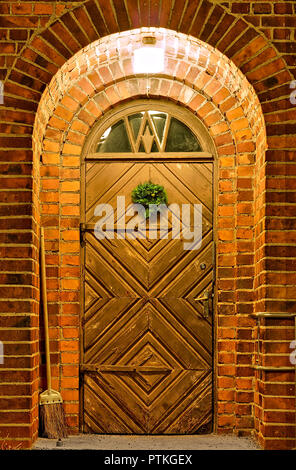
[40,227,52,391]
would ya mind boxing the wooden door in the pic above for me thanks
[81,161,214,434]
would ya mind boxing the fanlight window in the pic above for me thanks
[97,111,203,154]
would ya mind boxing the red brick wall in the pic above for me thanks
[0,1,295,450]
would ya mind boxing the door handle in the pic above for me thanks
[194,290,211,318]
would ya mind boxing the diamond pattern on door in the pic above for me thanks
[81,162,214,434]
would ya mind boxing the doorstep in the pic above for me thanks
[33,433,261,450]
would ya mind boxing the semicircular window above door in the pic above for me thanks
[96,111,203,154]
[83,100,215,159]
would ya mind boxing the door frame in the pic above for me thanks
[79,99,219,434]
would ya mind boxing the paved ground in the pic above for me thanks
[33,433,261,450]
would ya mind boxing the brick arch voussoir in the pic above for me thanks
[12,0,291,118]
[42,75,259,169]
[56,80,238,163]
[36,29,267,163]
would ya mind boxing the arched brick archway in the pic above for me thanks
[0,1,295,451]
[34,28,266,442]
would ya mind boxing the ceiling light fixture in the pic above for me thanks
[133,37,165,74]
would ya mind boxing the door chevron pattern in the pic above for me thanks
[82,161,214,434]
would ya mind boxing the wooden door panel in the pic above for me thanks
[150,301,212,368]
[149,163,213,224]
[86,163,149,224]
[95,238,150,289]
[84,373,148,433]
[82,161,214,434]
[84,299,148,364]
[148,370,212,434]
[85,233,147,297]
[149,234,213,297]
[85,163,147,221]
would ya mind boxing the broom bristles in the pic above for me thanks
[39,403,68,439]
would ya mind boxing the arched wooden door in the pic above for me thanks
[80,101,216,434]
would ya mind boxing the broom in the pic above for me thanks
[39,226,68,439]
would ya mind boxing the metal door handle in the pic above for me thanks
[194,290,211,318]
